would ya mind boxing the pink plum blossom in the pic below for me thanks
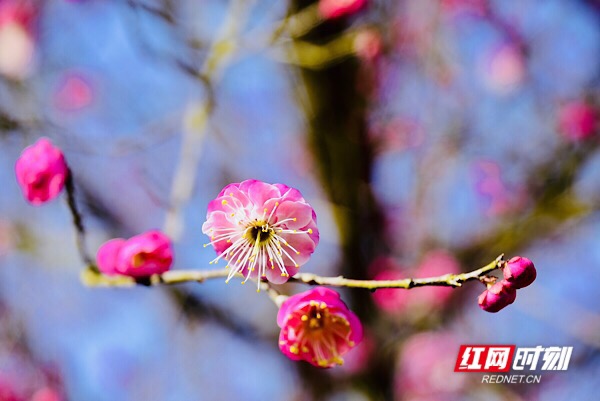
[97,238,126,276]
[354,28,382,62]
[479,43,525,95]
[472,160,526,216]
[478,280,517,313]
[31,388,62,401]
[97,230,173,278]
[558,101,597,142]
[371,251,460,315]
[411,250,460,308]
[370,117,425,154]
[441,0,488,19]
[0,376,22,401]
[372,268,408,312]
[15,138,69,205]
[318,0,367,20]
[503,256,536,289]
[54,71,94,111]
[0,1,36,80]
[202,180,319,289]
[277,287,363,368]
[396,331,466,398]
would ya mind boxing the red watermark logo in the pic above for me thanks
[455,345,515,372]
[455,345,572,372]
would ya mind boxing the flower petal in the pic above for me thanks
[96,238,126,276]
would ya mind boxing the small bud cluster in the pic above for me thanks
[478,256,536,313]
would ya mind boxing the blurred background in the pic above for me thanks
[1,0,600,400]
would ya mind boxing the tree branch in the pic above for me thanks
[81,254,505,291]
[64,169,94,268]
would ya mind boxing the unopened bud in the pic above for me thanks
[503,256,536,289]
[478,280,517,313]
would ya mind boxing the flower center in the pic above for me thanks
[281,301,355,367]
[307,303,326,330]
[31,174,48,190]
[244,220,274,245]
[205,199,314,290]
[131,252,147,268]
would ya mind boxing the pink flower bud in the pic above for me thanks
[478,280,516,313]
[277,287,363,368]
[0,1,36,80]
[354,29,382,61]
[318,0,367,20]
[202,180,319,289]
[96,230,173,278]
[15,138,68,205]
[558,101,597,142]
[395,331,466,397]
[97,238,127,276]
[54,71,94,111]
[503,256,536,289]
[31,388,62,401]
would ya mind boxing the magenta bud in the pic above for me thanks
[503,256,536,289]
[478,281,517,313]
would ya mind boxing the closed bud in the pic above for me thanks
[478,280,517,313]
[503,256,536,289]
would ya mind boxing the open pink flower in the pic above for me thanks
[15,138,68,205]
[319,0,367,20]
[277,287,363,368]
[97,230,173,278]
[202,180,319,288]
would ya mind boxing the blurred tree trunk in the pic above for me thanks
[289,1,393,399]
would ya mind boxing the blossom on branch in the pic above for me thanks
[0,0,36,80]
[97,230,173,278]
[478,280,517,313]
[558,100,597,142]
[503,256,536,289]
[277,287,362,368]
[15,138,68,205]
[202,179,319,288]
[318,0,367,20]
[479,255,536,313]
